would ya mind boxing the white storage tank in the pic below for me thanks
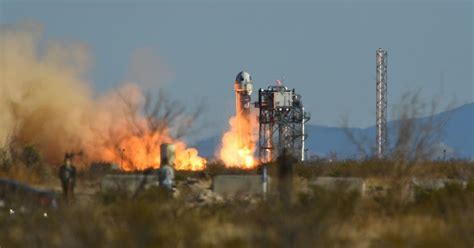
[160,143,175,167]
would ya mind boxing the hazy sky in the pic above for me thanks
[1,0,472,139]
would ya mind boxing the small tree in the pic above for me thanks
[343,91,453,165]
[21,144,42,167]
[114,90,205,170]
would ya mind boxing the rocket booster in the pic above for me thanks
[234,71,253,148]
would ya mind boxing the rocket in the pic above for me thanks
[234,71,253,149]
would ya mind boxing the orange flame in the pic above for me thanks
[175,144,207,171]
[88,87,207,171]
[219,114,258,169]
[98,131,206,171]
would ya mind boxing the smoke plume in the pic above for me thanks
[0,23,205,170]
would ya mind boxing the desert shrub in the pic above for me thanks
[1,173,473,248]
[293,160,474,180]
[21,144,42,167]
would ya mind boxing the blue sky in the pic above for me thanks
[1,0,472,139]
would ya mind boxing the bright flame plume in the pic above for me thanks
[219,114,258,169]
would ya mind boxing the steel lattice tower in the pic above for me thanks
[257,85,310,163]
[376,48,388,158]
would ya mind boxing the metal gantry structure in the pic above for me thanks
[256,84,310,163]
[376,48,388,158]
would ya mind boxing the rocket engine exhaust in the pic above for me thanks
[218,71,257,169]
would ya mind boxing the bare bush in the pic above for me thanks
[390,92,452,163]
[343,91,453,164]
[113,89,205,170]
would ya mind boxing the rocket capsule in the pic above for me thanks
[235,71,253,95]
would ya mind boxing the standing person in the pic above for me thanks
[158,158,175,193]
[59,154,76,202]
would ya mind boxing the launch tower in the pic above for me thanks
[256,82,310,163]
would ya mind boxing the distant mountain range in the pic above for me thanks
[193,103,474,160]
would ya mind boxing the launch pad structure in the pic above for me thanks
[256,84,310,163]
[233,71,310,164]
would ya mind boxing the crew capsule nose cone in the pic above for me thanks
[235,71,252,84]
[235,71,253,95]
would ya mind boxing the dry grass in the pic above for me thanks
[0,161,473,247]
[293,159,474,180]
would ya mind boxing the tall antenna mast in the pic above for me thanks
[376,48,388,158]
